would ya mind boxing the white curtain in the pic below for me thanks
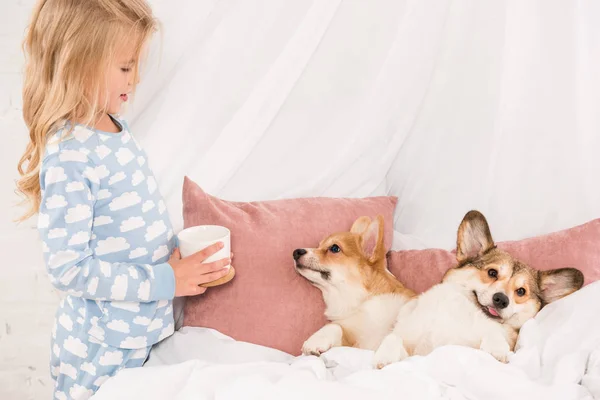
[128,0,600,250]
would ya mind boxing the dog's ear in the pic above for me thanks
[361,215,385,262]
[351,216,371,235]
[539,268,584,304]
[456,210,495,264]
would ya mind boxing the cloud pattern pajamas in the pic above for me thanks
[38,116,177,400]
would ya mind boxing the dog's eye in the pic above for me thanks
[516,287,526,297]
[487,269,498,278]
[329,244,341,253]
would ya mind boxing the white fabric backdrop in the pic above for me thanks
[126,0,600,251]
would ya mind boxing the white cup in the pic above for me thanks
[177,225,231,268]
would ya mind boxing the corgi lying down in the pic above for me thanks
[293,215,415,355]
[373,210,584,368]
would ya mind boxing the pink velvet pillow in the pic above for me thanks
[388,218,600,294]
[181,177,398,355]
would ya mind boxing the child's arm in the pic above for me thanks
[38,152,175,302]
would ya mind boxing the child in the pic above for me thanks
[16,1,231,399]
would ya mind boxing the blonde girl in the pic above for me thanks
[17,1,231,398]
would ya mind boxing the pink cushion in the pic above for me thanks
[388,218,600,294]
[181,177,398,355]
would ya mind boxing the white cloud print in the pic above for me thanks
[99,261,111,278]
[72,126,93,143]
[46,195,67,209]
[59,266,81,286]
[147,318,164,332]
[95,237,130,256]
[128,267,138,279]
[49,250,79,269]
[63,336,88,358]
[65,204,92,224]
[152,245,169,262]
[129,247,148,259]
[116,147,135,166]
[70,385,93,400]
[81,362,96,376]
[99,350,124,366]
[95,145,111,160]
[112,301,140,312]
[97,189,111,200]
[133,316,151,326]
[131,170,145,186]
[45,166,67,185]
[137,280,150,301]
[120,336,148,348]
[83,165,110,184]
[48,228,67,239]
[107,319,130,333]
[59,313,73,331]
[68,231,90,246]
[110,274,128,300]
[59,149,88,163]
[142,200,155,213]
[60,362,78,380]
[66,181,85,192]
[159,323,174,341]
[109,171,127,186]
[93,215,113,227]
[120,216,145,232]
[109,192,141,211]
[145,221,167,242]
[87,277,98,296]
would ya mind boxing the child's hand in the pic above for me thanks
[168,243,232,297]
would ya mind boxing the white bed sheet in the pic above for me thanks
[92,281,600,400]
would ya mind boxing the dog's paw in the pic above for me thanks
[480,337,510,363]
[302,336,334,356]
[301,324,343,356]
[372,334,408,369]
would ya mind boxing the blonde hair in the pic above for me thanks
[16,0,157,221]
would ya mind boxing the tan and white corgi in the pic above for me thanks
[293,215,415,355]
[373,210,584,368]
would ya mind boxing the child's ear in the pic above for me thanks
[456,210,495,264]
[361,215,385,262]
[540,268,584,304]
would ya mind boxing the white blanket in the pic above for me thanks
[93,282,600,400]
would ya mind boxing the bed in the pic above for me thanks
[95,281,600,399]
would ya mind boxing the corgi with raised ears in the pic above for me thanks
[293,215,415,356]
[373,210,584,369]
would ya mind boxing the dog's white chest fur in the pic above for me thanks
[338,293,408,351]
[396,283,504,354]
[373,283,512,367]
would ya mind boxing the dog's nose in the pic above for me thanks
[492,292,509,309]
[293,249,307,261]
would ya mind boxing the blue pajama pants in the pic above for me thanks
[49,314,151,400]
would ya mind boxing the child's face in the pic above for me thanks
[102,41,140,114]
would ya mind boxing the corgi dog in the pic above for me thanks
[293,215,415,355]
[373,210,584,368]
